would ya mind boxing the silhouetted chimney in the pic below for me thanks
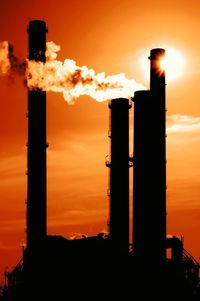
[133,48,166,265]
[107,98,131,255]
[26,20,48,250]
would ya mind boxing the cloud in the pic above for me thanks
[0,154,25,178]
[167,177,200,209]
[0,241,21,251]
[167,114,200,133]
[0,218,25,232]
[48,206,107,227]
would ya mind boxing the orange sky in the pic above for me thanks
[0,0,200,279]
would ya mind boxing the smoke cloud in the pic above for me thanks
[0,41,146,103]
[0,41,11,75]
[0,41,27,80]
[8,45,26,77]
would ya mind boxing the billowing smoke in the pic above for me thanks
[0,41,11,74]
[0,41,26,78]
[8,44,26,77]
[0,41,146,103]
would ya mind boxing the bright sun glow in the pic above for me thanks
[159,48,185,82]
[140,47,186,83]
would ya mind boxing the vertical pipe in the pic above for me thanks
[133,90,152,260]
[109,98,131,255]
[27,20,48,250]
[133,48,166,266]
[149,48,166,264]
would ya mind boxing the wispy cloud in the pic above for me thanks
[0,154,26,182]
[167,114,200,133]
[0,241,19,251]
[48,207,107,227]
[0,218,25,232]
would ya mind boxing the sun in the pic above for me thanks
[140,47,186,83]
[159,48,185,82]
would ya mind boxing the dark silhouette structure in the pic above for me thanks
[27,20,47,250]
[107,98,131,255]
[1,21,199,301]
[133,49,166,267]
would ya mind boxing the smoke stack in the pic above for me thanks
[26,20,48,250]
[133,49,166,265]
[107,98,131,255]
[149,48,166,93]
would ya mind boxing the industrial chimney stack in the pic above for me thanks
[133,49,166,266]
[26,20,48,250]
[107,98,131,255]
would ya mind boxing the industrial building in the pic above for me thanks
[1,20,199,300]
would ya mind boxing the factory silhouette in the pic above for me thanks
[1,20,200,300]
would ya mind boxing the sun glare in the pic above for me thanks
[140,47,186,84]
[159,48,185,82]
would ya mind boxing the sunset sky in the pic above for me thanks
[0,0,200,278]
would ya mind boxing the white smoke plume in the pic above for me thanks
[0,41,146,103]
[0,41,11,74]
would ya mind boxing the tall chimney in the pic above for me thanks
[133,49,166,266]
[26,20,48,250]
[107,98,131,255]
